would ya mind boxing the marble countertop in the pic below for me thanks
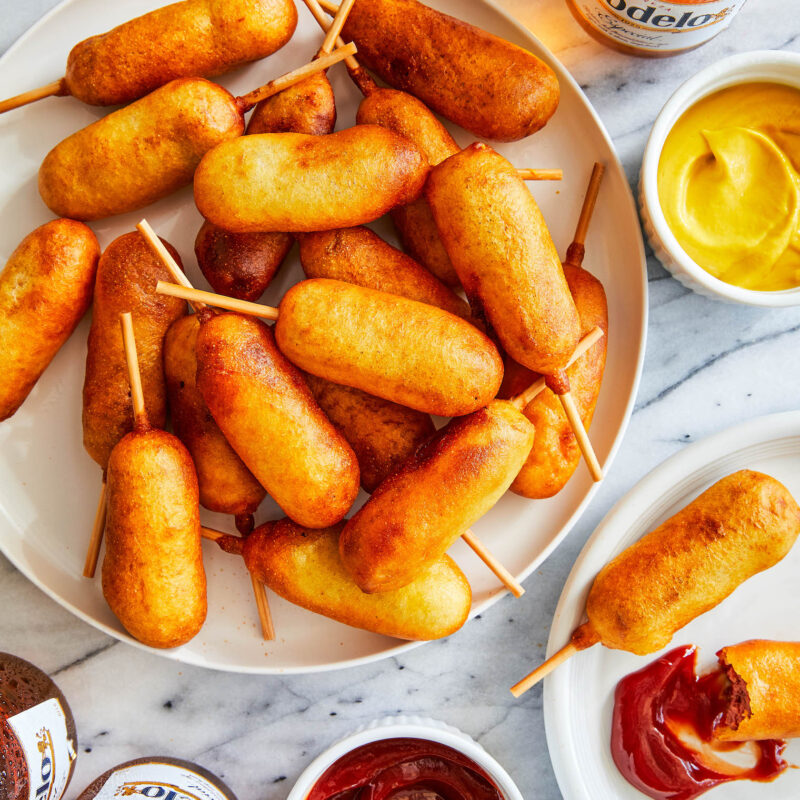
[1,1,798,798]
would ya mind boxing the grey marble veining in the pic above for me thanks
[1,1,799,799]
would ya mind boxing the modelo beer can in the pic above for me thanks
[566,0,748,56]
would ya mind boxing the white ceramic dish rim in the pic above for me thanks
[641,49,800,307]
[0,0,647,674]
[541,409,800,799]
[285,715,524,800]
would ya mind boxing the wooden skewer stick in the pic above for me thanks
[80,314,148,580]
[320,0,357,55]
[510,327,604,412]
[236,43,356,110]
[120,312,147,425]
[82,480,107,578]
[564,162,605,269]
[250,574,276,639]
[303,0,362,73]
[316,0,342,13]
[560,391,602,479]
[461,530,524,598]
[544,162,608,483]
[510,641,581,697]
[84,311,154,579]
[200,527,275,640]
[0,79,66,115]
[157,282,280,320]
[518,169,562,181]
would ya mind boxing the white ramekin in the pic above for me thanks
[286,715,524,800]
[639,50,800,307]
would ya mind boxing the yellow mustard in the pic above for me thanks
[658,82,800,292]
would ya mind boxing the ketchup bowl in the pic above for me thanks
[286,716,523,800]
[640,50,800,307]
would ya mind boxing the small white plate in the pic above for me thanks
[544,411,800,799]
[0,0,646,672]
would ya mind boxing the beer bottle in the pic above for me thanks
[0,652,78,800]
[77,757,239,800]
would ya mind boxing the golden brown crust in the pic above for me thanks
[426,143,581,375]
[164,315,265,517]
[341,0,559,142]
[509,265,608,498]
[304,373,435,494]
[195,313,360,528]
[0,219,99,421]
[354,84,463,289]
[586,471,800,655]
[715,640,800,741]
[39,78,243,221]
[103,427,207,649]
[193,126,429,233]
[246,70,336,136]
[64,0,297,106]
[82,231,186,469]
[391,200,461,287]
[356,87,458,166]
[243,518,471,640]
[297,226,470,318]
[275,278,503,417]
[340,400,534,593]
[194,220,292,302]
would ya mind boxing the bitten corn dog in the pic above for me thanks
[512,470,800,696]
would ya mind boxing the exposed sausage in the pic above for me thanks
[715,640,800,742]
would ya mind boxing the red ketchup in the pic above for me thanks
[306,738,505,800]
[611,645,787,800]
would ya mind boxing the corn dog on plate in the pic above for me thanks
[545,411,800,799]
[0,0,646,672]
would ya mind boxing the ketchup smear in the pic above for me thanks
[611,645,786,800]
[306,738,505,800]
